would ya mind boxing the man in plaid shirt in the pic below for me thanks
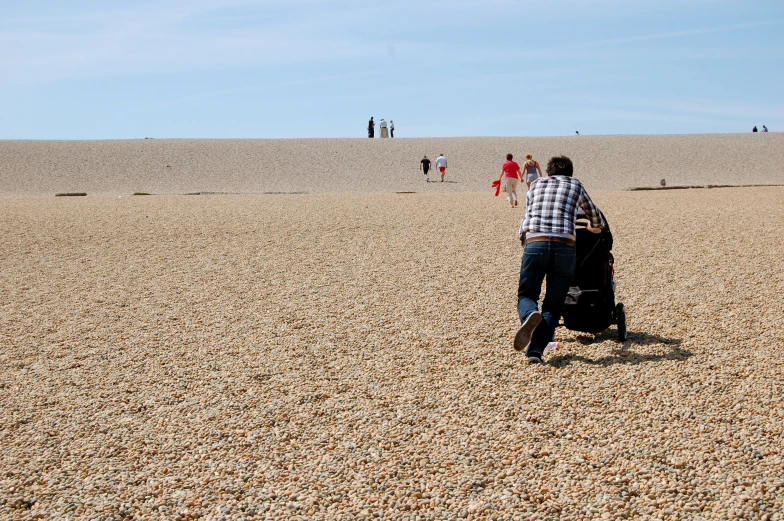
[514,156,607,363]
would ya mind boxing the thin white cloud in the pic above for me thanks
[0,0,391,84]
[1,0,782,87]
[166,68,391,104]
[577,18,784,49]
[551,94,784,122]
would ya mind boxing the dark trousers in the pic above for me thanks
[517,240,576,355]
[391,129,394,138]
[368,129,374,138]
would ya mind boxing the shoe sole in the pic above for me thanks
[514,312,542,351]
[527,356,543,364]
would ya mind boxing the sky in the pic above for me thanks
[1,0,783,139]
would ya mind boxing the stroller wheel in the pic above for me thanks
[616,302,627,342]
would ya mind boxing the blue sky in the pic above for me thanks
[1,0,783,138]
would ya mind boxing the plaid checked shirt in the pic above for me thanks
[518,176,606,240]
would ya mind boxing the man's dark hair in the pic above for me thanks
[546,156,573,177]
[506,153,513,160]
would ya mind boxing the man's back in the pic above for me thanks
[519,175,605,239]
[436,155,447,167]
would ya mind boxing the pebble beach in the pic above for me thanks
[1,134,783,520]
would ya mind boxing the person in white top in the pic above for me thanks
[762,125,769,132]
[390,120,395,138]
[379,119,388,138]
[435,154,448,182]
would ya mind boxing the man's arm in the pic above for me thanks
[577,186,606,230]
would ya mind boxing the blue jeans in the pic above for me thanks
[517,240,576,355]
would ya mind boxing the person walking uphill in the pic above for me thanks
[514,156,607,364]
[498,153,521,208]
[522,153,543,188]
[420,155,431,182]
[435,154,448,182]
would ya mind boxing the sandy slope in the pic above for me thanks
[1,133,783,196]
[1,188,783,519]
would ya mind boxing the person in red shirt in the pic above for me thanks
[498,153,522,208]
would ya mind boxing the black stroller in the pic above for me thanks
[559,213,627,341]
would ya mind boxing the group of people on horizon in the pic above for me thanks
[367,125,772,136]
[368,117,394,138]
[419,154,448,182]
[497,153,543,208]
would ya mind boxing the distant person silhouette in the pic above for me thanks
[762,125,768,132]
[420,155,431,182]
[390,120,395,138]
[752,126,758,133]
[575,131,580,135]
[435,154,448,182]
[368,117,375,138]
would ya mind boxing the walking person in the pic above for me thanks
[522,153,543,188]
[368,117,375,138]
[514,156,607,364]
[435,154,448,182]
[420,155,431,182]
[390,120,395,138]
[498,153,521,208]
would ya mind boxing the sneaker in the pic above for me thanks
[513,311,542,352]
[527,352,544,364]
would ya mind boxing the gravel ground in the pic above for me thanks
[1,188,783,520]
[1,133,783,196]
